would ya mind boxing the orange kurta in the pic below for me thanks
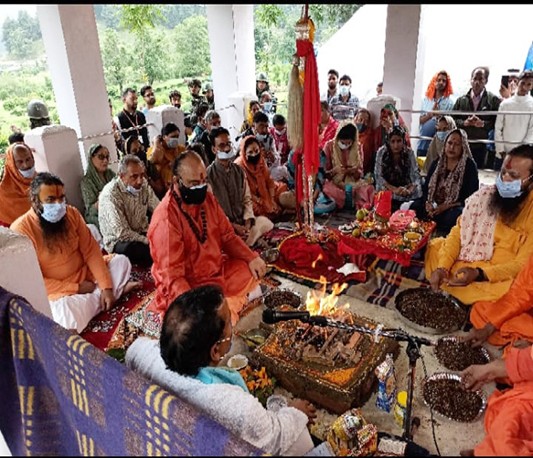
[0,145,34,225]
[471,253,533,347]
[474,346,533,456]
[10,206,112,300]
[147,190,259,324]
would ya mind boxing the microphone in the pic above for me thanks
[262,308,328,326]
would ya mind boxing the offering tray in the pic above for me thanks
[422,372,487,423]
[434,336,491,371]
[251,310,399,414]
[394,287,467,335]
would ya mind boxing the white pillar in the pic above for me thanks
[145,106,186,146]
[24,125,85,212]
[206,4,256,142]
[36,5,117,170]
[0,227,52,320]
[382,5,426,150]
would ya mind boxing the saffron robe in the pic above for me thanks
[0,145,34,225]
[147,190,259,325]
[474,346,533,456]
[10,206,113,300]
[471,253,533,347]
[425,190,533,305]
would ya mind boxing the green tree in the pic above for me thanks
[119,4,164,33]
[171,16,211,78]
[135,29,168,85]
[2,10,42,59]
[101,28,131,95]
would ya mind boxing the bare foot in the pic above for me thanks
[123,280,142,295]
[459,449,474,456]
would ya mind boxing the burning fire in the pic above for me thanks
[311,253,324,269]
[305,276,349,316]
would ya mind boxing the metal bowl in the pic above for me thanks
[394,288,467,335]
[434,336,491,371]
[421,372,487,423]
[263,289,303,310]
[236,327,271,350]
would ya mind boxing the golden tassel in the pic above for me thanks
[287,54,304,151]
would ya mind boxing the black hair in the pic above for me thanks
[339,74,352,85]
[508,144,533,174]
[188,78,202,88]
[30,172,64,203]
[184,115,193,129]
[328,69,339,78]
[471,66,490,80]
[160,284,226,376]
[161,122,180,137]
[252,110,269,124]
[209,126,230,146]
[140,85,152,97]
[8,132,25,144]
[272,113,286,126]
[169,90,182,100]
[122,87,136,98]
[196,102,210,119]
[338,123,357,140]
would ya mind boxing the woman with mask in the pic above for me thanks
[353,108,376,176]
[372,103,411,153]
[412,128,478,235]
[322,120,374,210]
[80,143,116,230]
[0,142,37,226]
[234,136,295,220]
[423,115,457,175]
[374,125,422,211]
[147,122,186,193]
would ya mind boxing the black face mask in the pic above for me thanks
[247,154,261,165]
[179,182,208,205]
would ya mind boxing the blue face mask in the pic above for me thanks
[495,173,529,199]
[355,123,367,133]
[41,201,67,223]
[127,185,141,196]
[166,137,180,149]
[339,85,350,97]
[262,102,273,113]
[436,131,448,141]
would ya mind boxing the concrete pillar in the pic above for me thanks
[0,227,52,320]
[206,4,256,142]
[145,106,186,146]
[36,5,117,171]
[24,125,85,212]
[382,5,426,150]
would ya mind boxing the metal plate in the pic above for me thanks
[263,289,303,309]
[421,372,487,423]
[434,336,491,371]
[394,288,467,335]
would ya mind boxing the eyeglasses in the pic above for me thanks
[96,154,110,161]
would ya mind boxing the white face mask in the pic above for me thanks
[127,185,141,196]
[339,85,350,97]
[275,128,286,136]
[19,166,36,178]
[217,150,236,160]
[337,141,351,150]
[41,201,67,223]
[256,133,267,142]
[166,137,180,149]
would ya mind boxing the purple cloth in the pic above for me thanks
[0,286,262,456]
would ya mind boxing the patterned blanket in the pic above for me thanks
[0,286,262,456]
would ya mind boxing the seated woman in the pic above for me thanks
[124,135,166,199]
[373,103,411,153]
[235,135,295,220]
[125,284,316,456]
[322,121,374,210]
[80,143,115,231]
[411,128,479,235]
[422,115,457,175]
[147,122,186,195]
[374,126,423,211]
[353,107,376,176]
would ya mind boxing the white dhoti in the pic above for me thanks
[49,254,132,333]
[87,223,105,251]
[245,215,274,247]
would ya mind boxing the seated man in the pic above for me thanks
[463,252,533,350]
[10,172,139,333]
[0,143,37,226]
[125,284,316,456]
[426,144,533,305]
[460,345,533,456]
[99,154,160,267]
[147,150,267,327]
[206,127,274,247]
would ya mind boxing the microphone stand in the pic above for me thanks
[305,315,433,443]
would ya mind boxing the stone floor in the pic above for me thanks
[228,273,501,457]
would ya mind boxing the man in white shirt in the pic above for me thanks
[495,70,533,169]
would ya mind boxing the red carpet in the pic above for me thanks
[80,265,155,351]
